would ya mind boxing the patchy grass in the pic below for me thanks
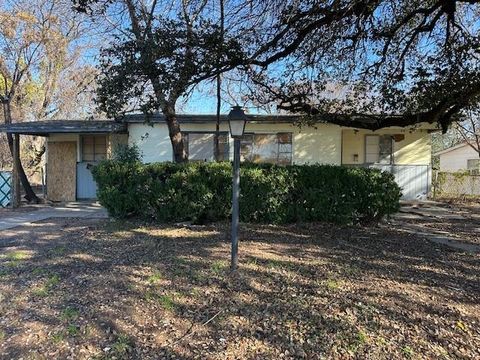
[32,286,49,298]
[31,274,60,298]
[324,278,342,290]
[111,334,132,356]
[0,217,479,359]
[61,307,79,322]
[66,324,79,337]
[50,245,67,255]
[51,331,65,344]
[5,251,30,261]
[46,274,60,287]
[401,345,415,358]
[210,260,227,274]
[31,267,46,276]
[158,294,175,311]
[147,272,162,284]
[1,250,32,268]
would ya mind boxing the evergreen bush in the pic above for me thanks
[92,161,401,224]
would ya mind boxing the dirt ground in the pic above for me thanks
[0,215,479,359]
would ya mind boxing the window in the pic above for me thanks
[467,159,480,170]
[81,135,107,162]
[241,133,292,165]
[365,135,393,164]
[184,133,229,161]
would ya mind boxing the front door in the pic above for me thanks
[76,135,107,199]
[76,162,98,199]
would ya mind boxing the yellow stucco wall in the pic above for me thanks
[341,128,431,165]
[128,122,343,165]
[128,122,431,165]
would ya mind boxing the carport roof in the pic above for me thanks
[0,120,127,136]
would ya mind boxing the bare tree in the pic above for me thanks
[455,107,480,157]
[0,0,100,200]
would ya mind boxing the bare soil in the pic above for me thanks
[0,217,479,359]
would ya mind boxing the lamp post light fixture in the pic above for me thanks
[228,105,247,271]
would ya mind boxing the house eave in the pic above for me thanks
[0,120,128,136]
[122,113,302,124]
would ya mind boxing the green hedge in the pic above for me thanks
[92,161,401,224]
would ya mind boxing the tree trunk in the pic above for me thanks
[3,101,40,203]
[214,74,221,161]
[214,0,225,161]
[6,133,40,203]
[162,105,187,163]
[28,143,46,168]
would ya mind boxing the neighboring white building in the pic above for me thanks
[435,142,480,172]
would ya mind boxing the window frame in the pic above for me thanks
[467,158,480,170]
[80,134,108,163]
[182,131,230,161]
[240,132,293,165]
[364,134,394,165]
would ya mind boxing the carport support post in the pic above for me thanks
[12,133,20,208]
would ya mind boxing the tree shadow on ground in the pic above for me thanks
[0,218,479,359]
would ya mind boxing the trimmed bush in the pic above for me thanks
[92,161,401,224]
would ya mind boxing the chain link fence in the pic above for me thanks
[433,171,480,198]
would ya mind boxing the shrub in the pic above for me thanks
[92,161,401,224]
[112,144,142,163]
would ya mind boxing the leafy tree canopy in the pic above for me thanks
[75,0,480,135]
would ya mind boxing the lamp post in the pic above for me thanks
[228,105,247,271]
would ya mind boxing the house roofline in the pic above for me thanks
[121,113,301,124]
[433,142,469,156]
[0,113,439,135]
[0,120,127,136]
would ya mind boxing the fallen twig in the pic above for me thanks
[170,309,223,346]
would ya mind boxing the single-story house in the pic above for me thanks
[434,142,480,172]
[0,114,435,201]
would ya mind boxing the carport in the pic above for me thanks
[0,120,127,203]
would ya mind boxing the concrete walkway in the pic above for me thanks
[389,201,480,253]
[0,202,108,231]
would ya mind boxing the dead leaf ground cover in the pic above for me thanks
[0,217,479,359]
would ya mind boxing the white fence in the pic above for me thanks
[433,171,480,197]
[347,164,431,200]
[369,164,431,200]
